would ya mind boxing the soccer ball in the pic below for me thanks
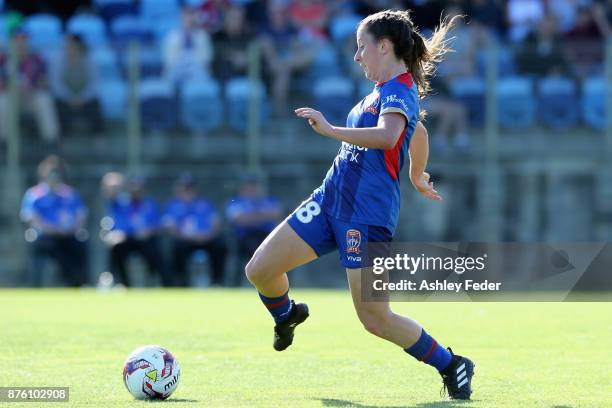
[123,345,181,400]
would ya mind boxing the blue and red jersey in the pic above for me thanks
[316,72,419,234]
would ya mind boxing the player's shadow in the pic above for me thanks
[319,398,478,408]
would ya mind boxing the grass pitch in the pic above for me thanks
[1,289,611,407]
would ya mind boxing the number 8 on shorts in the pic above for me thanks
[296,201,321,223]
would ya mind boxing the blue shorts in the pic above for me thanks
[286,192,393,268]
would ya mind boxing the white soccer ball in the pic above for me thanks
[123,345,181,400]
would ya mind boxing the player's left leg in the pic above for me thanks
[346,267,475,399]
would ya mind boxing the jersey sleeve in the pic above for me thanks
[378,81,417,122]
[20,189,35,223]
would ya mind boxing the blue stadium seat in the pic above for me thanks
[180,78,222,132]
[538,76,579,130]
[582,77,605,130]
[449,76,486,126]
[23,14,63,49]
[330,14,361,44]
[297,42,342,93]
[313,77,354,126]
[152,18,180,45]
[225,77,268,132]
[477,45,517,78]
[138,45,164,78]
[496,76,535,129]
[110,15,152,43]
[91,47,120,81]
[98,79,127,120]
[67,14,108,47]
[139,79,177,130]
[140,0,180,22]
[94,0,138,22]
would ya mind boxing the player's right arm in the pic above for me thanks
[409,121,442,201]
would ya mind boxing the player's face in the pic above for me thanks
[354,28,381,82]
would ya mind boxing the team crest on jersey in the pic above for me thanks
[363,94,379,115]
[346,229,361,254]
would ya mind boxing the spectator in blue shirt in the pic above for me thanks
[20,155,88,287]
[163,173,228,287]
[102,175,169,287]
[226,173,282,286]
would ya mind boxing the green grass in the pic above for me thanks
[1,289,611,407]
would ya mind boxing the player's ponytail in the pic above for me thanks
[359,10,461,100]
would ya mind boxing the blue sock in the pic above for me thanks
[258,291,293,324]
[404,329,452,372]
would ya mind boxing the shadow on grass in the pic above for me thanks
[319,398,479,408]
[146,399,199,403]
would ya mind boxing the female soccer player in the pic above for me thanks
[245,10,475,400]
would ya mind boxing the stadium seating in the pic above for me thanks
[97,79,127,120]
[180,78,223,132]
[297,42,342,93]
[139,78,177,130]
[477,45,517,78]
[330,14,362,44]
[23,14,63,50]
[538,76,579,130]
[225,77,268,132]
[313,76,355,126]
[110,15,152,43]
[449,76,486,126]
[91,47,121,81]
[140,0,180,23]
[67,14,108,47]
[496,76,535,129]
[94,0,138,22]
[582,77,606,131]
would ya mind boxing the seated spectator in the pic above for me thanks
[288,0,329,41]
[212,5,251,83]
[163,173,228,287]
[163,6,213,83]
[195,0,229,34]
[517,15,567,77]
[0,31,59,144]
[20,155,88,287]
[102,175,170,287]
[51,34,102,134]
[260,3,316,117]
[423,76,470,153]
[593,0,612,37]
[226,173,282,286]
[564,6,605,77]
[436,6,480,79]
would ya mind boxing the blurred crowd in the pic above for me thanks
[0,0,609,151]
[20,155,282,287]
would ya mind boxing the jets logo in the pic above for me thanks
[346,229,361,254]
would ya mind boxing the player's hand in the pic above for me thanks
[294,107,334,137]
[411,172,442,201]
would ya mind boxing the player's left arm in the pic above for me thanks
[294,107,405,149]
[409,121,442,201]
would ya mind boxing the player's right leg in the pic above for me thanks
[245,220,317,351]
[246,194,336,351]
[245,219,317,295]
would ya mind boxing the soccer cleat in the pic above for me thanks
[440,348,475,400]
[273,301,309,351]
